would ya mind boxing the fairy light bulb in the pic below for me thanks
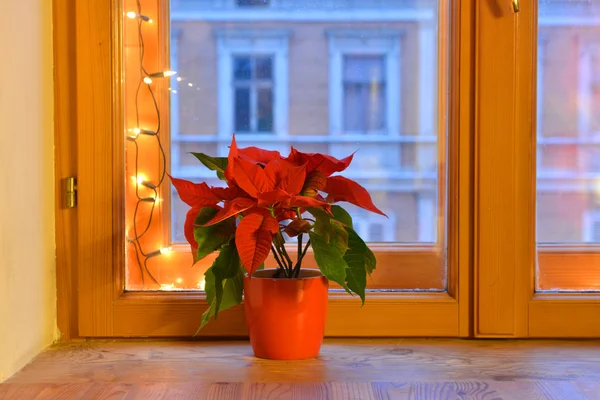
[176,77,183,82]
[147,246,172,259]
[176,278,183,284]
[129,127,157,138]
[148,71,177,78]
[132,174,148,185]
[126,11,152,22]
[160,247,172,255]
[143,77,153,84]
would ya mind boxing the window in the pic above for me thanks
[161,1,447,292]
[233,55,274,133]
[63,0,600,340]
[216,30,289,141]
[583,209,600,242]
[328,31,400,137]
[342,55,387,134]
[537,7,600,244]
[213,29,289,161]
[237,0,270,7]
[70,0,469,339]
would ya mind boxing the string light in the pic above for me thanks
[126,1,173,289]
[127,128,157,141]
[143,71,177,84]
[197,279,206,291]
[176,278,183,284]
[126,11,153,23]
[149,71,177,78]
[146,247,172,259]
[160,247,173,255]
[131,174,148,186]
[132,127,158,136]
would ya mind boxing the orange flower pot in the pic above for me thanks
[243,269,329,360]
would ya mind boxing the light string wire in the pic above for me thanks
[126,0,170,288]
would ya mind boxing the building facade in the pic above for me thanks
[169,0,600,244]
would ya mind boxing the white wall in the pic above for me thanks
[0,0,57,382]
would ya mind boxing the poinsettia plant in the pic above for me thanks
[169,135,385,329]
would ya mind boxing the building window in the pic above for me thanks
[578,45,600,138]
[342,55,387,133]
[216,30,290,147]
[583,209,600,243]
[233,56,274,133]
[578,45,600,174]
[328,31,400,137]
[236,0,270,6]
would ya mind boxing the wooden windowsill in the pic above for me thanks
[2,339,600,398]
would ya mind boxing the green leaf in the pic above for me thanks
[309,231,350,294]
[308,207,348,253]
[346,228,376,276]
[190,152,228,181]
[193,207,236,262]
[308,207,333,240]
[197,263,244,334]
[331,205,353,228]
[343,228,375,305]
[330,220,349,253]
[211,241,241,314]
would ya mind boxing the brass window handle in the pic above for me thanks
[512,0,520,13]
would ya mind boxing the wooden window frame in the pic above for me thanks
[54,0,474,339]
[474,0,600,338]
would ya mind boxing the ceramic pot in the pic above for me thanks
[243,268,329,360]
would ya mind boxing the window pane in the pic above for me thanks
[123,0,448,291]
[343,55,385,83]
[257,87,273,132]
[234,87,251,131]
[255,56,273,80]
[233,57,252,80]
[536,0,600,291]
[343,56,386,133]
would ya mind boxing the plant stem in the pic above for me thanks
[297,232,303,273]
[271,244,289,278]
[292,238,311,278]
[275,232,294,273]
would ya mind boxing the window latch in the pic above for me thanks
[511,0,520,13]
[66,176,77,208]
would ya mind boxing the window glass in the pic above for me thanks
[537,0,600,244]
[536,0,600,291]
[123,0,448,291]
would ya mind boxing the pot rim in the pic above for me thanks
[245,268,325,280]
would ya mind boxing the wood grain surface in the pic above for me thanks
[1,339,599,399]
